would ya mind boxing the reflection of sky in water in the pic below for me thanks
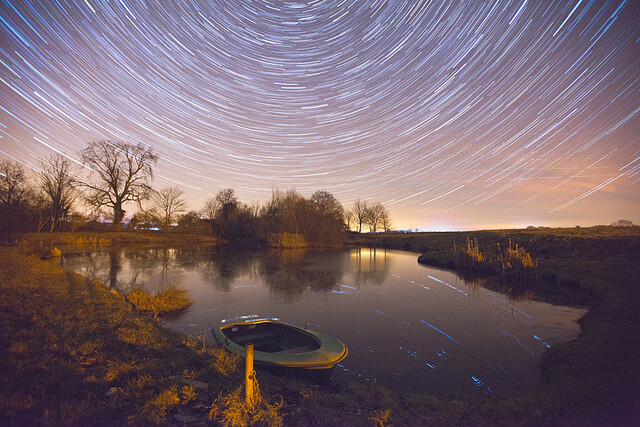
[62,247,587,395]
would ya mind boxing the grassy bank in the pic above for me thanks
[352,227,640,424]
[9,231,219,249]
[1,228,639,425]
[0,246,251,425]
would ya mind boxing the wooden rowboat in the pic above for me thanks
[213,319,348,370]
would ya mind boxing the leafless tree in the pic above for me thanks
[37,154,77,232]
[351,199,369,233]
[200,196,219,234]
[365,202,385,233]
[147,185,188,230]
[80,141,157,227]
[0,160,31,206]
[610,219,634,227]
[0,160,38,233]
[311,190,343,218]
[380,206,393,232]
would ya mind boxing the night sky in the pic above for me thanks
[1,0,639,230]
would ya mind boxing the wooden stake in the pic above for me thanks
[245,344,254,405]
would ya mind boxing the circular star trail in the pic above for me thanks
[1,0,639,229]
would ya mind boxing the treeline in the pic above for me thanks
[0,141,392,247]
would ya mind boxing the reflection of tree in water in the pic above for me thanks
[122,248,188,292]
[349,247,391,287]
[108,249,120,289]
[258,250,344,300]
[61,251,104,285]
[197,248,257,292]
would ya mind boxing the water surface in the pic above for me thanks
[62,247,586,395]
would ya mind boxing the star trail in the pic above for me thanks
[1,0,639,230]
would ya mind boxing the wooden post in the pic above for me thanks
[245,344,254,405]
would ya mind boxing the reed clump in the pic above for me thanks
[454,236,538,279]
[497,239,538,279]
[455,237,488,270]
[126,285,193,318]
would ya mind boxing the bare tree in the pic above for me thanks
[0,160,31,206]
[0,160,37,233]
[37,154,77,232]
[200,196,219,235]
[344,209,355,231]
[351,200,368,233]
[610,219,635,227]
[147,185,188,230]
[80,141,158,227]
[365,202,385,233]
[311,190,343,217]
[380,206,392,232]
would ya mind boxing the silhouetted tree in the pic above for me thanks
[258,189,345,245]
[37,154,77,232]
[380,207,393,232]
[310,190,345,242]
[0,160,30,206]
[176,211,208,234]
[0,160,37,234]
[147,185,188,230]
[351,200,368,233]
[610,219,634,227]
[365,202,386,233]
[80,141,157,227]
[200,196,219,235]
[214,188,239,238]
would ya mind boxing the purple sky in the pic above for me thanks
[1,0,639,230]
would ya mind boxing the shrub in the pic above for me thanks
[268,232,307,249]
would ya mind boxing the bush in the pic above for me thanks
[267,232,307,249]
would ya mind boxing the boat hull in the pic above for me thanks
[213,319,348,371]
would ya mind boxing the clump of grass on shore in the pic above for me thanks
[455,237,485,267]
[497,239,538,279]
[207,380,284,427]
[454,236,537,279]
[126,285,193,318]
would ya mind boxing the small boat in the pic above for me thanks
[213,319,348,370]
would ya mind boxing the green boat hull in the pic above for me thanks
[213,319,348,370]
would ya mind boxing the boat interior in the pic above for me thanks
[222,322,321,353]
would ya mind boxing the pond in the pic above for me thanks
[61,246,587,395]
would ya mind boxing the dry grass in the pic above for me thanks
[126,285,193,318]
[268,232,307,249]
[0,247,243,425]
[208,380,284,427]
[497,239,538,279]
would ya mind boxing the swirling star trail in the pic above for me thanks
[1,0,638,229]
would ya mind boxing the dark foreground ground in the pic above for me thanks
[1,228,639,425]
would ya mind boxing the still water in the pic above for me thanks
[62,247,586,395]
